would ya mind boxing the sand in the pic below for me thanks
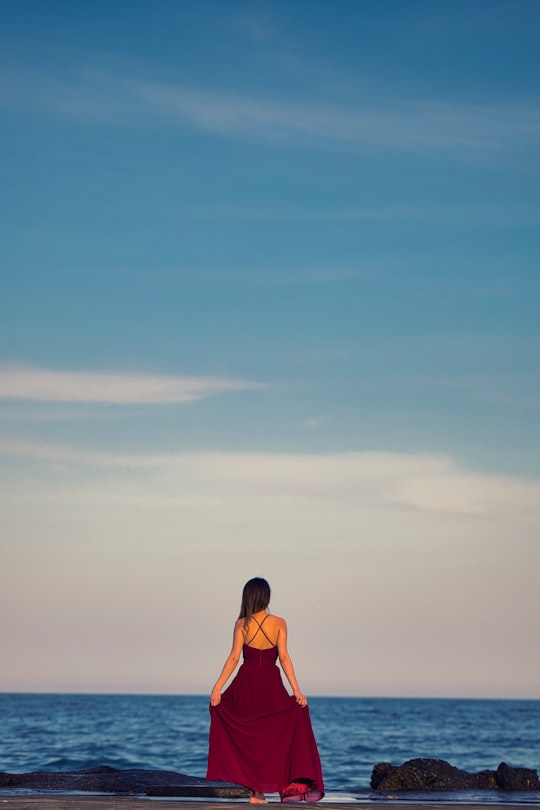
[1,799,537,810]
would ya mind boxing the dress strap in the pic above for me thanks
[246,614,274,646]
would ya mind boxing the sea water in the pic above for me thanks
[1,694,539,795]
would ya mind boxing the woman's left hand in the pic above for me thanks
[294,690,307,707]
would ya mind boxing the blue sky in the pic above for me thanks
[1,1,539,698]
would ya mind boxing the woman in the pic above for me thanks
[207,577,324,804]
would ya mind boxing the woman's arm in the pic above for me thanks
[210,619,245,706]
[276,619,307,707]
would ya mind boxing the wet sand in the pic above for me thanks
[1,800,538,810]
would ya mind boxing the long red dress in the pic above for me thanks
[207,624,324,802]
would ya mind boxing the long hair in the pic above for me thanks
[239,577,271,628]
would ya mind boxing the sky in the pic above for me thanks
[1,0,539,699]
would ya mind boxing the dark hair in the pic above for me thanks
[239,577,271,627]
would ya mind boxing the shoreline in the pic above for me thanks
[2,790,540,810]
[2,798,540,810]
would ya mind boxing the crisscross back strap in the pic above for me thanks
[246,614,274,647]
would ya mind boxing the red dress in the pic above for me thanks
[207,619,324,802]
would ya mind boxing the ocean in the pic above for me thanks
[1,694,539,799]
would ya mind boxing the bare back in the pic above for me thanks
[242,612,283,649]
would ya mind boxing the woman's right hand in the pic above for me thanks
[294,689,307,708]
[210,687,222,707]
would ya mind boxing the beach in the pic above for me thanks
[5,799,540,810]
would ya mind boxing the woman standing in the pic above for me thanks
[207,577,324,803]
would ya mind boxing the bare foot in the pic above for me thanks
[249,791,268,804]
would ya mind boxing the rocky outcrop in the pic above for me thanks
[496,762,540,790]
[371,758,540,792]
[3,760,539,796]
[0,766,248,798]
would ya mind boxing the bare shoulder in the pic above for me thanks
[271,615,287,631]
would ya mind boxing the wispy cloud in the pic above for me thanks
[0,365,268,405]
[132,80,539,153]
[176,201,540,228]
[0,406,118,423]
[2,438,539,525]
[0,437,167,467]
[2,66,539,156]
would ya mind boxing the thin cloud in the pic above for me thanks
[132,81,540,153]
[2,439,539,526]
[0,406,118,423]
[3,66,540,156]
[0,365,268,405]
[177,201,540,228]
[0,437,172,468]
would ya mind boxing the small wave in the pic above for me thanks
[2,695,540,791]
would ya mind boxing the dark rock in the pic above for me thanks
[496,762,540,790]
[0,767,248,798]
[147,784,250,798]
[370,762,394,788]
[371,758,498,791]
[475,769,499,789]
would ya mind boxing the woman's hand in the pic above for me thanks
[294,689,307,708]
[210,687,222,707]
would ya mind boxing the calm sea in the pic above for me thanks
[1,694,539,799]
